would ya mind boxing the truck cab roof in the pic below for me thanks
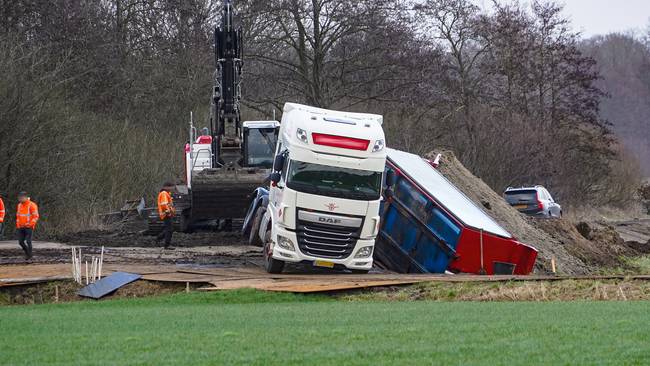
[279,103,386,170]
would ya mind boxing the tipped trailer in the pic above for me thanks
[377,149,538,275]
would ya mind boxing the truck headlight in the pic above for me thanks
[277,235,295,251]
[372,139,384,152]
[296,128,308,143]
[355,246,373,258]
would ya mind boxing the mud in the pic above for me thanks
[52,229,244,248]
[0,230,262,267]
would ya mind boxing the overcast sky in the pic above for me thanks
[477,0,650,38]
[560,0,650,37]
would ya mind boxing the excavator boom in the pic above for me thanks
[211,0,244,166]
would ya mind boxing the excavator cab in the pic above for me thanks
[242,121,280,168]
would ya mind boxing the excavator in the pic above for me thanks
[147,0,279,233]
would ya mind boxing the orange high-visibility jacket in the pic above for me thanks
[0,198,5,223]
[157,190,175,220]
[16,199,39,229]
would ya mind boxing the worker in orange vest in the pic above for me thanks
[0,194,5,240]
[156,182,176,249]
[16,191,39,259]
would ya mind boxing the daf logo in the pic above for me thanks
[325,203,338,211]
[319,217,342,224]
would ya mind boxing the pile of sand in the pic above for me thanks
[423,150,633,274]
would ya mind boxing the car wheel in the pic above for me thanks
[248,208,266,247]
[263,229,284,274]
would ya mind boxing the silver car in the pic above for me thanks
[504,186,562,218]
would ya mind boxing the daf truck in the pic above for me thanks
[242,103,389,273]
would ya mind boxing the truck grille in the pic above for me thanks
[296,211,363,259]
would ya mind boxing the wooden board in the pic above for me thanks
[4,263,650,293]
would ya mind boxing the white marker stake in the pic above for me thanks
[71,248,75,279]
[91,257,96,283]
[99,246,104,280]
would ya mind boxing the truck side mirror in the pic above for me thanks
[386,169,395,188]
[273,154,285,172]
[269,172,281,185]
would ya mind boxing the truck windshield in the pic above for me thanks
[286,160,382,200]
[246,128,278,168]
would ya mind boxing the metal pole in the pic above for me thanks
[480,229,486,274]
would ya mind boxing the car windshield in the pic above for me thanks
[286,160,382,200]
[246,128,278,168]
[504,189,538,204]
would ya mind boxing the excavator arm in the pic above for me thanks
[211,0,243,167]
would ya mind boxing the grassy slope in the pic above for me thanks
[1,290,649,365]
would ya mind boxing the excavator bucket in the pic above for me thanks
[190,168,268,220]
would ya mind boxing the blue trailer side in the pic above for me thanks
[376,159,462,273]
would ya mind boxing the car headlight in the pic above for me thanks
[277,235,295,251]
[372,139,384,152]
[355,246,373,258]
[296,128,308,143]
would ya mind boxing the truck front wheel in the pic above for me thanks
[263,229,285,274]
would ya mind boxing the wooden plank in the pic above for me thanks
[141,273,219,283]
[263,280,424,293]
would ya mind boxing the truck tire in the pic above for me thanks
[263,229,284,274]
[180,213,191,233]
[248,208,266,247]
[241,199,257,237]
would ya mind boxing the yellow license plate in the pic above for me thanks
[514,204,527,209]
[314,260,335,268]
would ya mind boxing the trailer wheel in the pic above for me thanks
[263,229,284,274]
[248,208,266,247]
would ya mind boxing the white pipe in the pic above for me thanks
[78,248,82,281]
[99,246,104,280]
[91,257,96,283]
[71,247,76,281]
[85,261,89,285]
[71,248,74,279]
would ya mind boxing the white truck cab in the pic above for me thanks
[261,103,387,273]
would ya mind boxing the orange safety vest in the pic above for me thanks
[16,199,39,229]
[157,190,175,220]
[0,198,5,223]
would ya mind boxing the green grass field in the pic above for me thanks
[1,290,649,365]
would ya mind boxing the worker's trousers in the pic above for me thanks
[157,217,173,247]
[17,228,33,257]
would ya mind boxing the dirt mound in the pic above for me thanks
[424,149,601,274]
[535,220,638,267]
